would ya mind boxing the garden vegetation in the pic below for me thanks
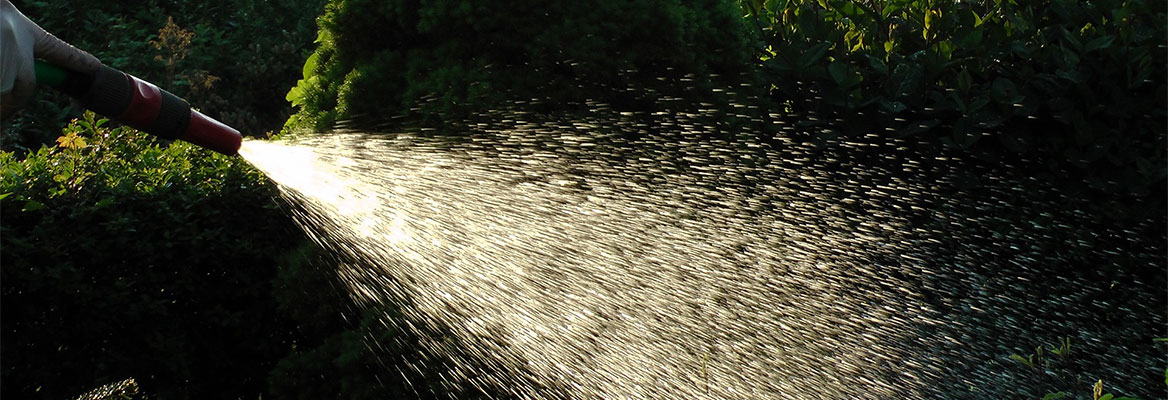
[1,0,1163,398]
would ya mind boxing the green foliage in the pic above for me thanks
[2,0,327,154]
[2,112,504,398]
[1009,337,1071,372]
[286,0,754,130]
[0,113,310,399]
[1010,336,1153,400]
[743,0,1166,199]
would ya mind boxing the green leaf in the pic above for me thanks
[892,64,923,97]
[1060,28,1083,51]
[828,62,847,85]
[866,55,888,75]
[990,77,1017,101]
[301,51,320,80]
[924,10,935,39]
[0,192,10,201]
[22,200,45,212]
[961,30,983,47]
[894,119,941,138]
[879,99,907,113]
[1099,394,1114,400]
[1084,35,1116,52]
[798,42,832,68]
[951,118,979,149]
[1042,392,1068,400]
[94,197,115,209]
[882,3,902,18]
[285,84,304,105]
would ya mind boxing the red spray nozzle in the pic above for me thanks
[184,109,242,156]
[35,61,242,155]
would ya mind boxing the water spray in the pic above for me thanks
[33,60,242,156]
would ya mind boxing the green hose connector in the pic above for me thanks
[33,60,68,88]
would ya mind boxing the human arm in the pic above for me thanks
[1,0,102,116]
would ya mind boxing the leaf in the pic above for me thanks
[798,42,832,68]
[94,197,116,209]
[892,64,923,97]
[1084,35,1116,52]
[894,119,941,138]
[828,62,847,85]
[764,0,780,13]
[0,192,10,201]
[828,62,861,89]
[1042,392,1068,400]
[951,118,980,149]
[879,99,907,113]
[301,51,320,80]
[22,200,45,212]
[961,30,983,48]
[285,83,304,104]
[956,68,972,92]
[990,78,1017,102]
[1061,28,1083,51]
[1098,394,1113,400]
[1056,67,1086,84]
[882,3,902,18]
[55,133,87,149]
[866,55,888,75]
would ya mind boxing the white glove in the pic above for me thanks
[1,0,102,116]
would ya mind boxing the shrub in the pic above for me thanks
[0,113,306,399]
[743,0,1166,201]
[285,0,755,130]
[1,112,506,398]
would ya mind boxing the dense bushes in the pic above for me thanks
[285,0,754,130]
[0,114,293,398]
[2,0,326,154]
[0,115,348,399]
[1,115,506,399]
[743,0,1166,201]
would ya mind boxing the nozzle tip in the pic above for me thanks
[182,110,242,155]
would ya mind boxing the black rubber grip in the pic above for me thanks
[56,68,95,98]
[148,89,191,140]
[79,65,133,117]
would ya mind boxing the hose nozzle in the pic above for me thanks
[35,61,242,156]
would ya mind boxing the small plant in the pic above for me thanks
[1091,379,1143,400]
[1009,351,1039,371]
[1009,336,1072,371]
[150,16,195,84]
[1048,337,1071,357]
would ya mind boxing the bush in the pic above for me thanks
[285,0,755,130]
[1,113,507,399]
[0,113,308,399]
[743,0,1166,201]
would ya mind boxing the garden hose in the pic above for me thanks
[33,60,242,156]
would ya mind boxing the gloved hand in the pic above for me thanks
[1,0,102,117]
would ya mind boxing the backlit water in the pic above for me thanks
[239,105,1164,399]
